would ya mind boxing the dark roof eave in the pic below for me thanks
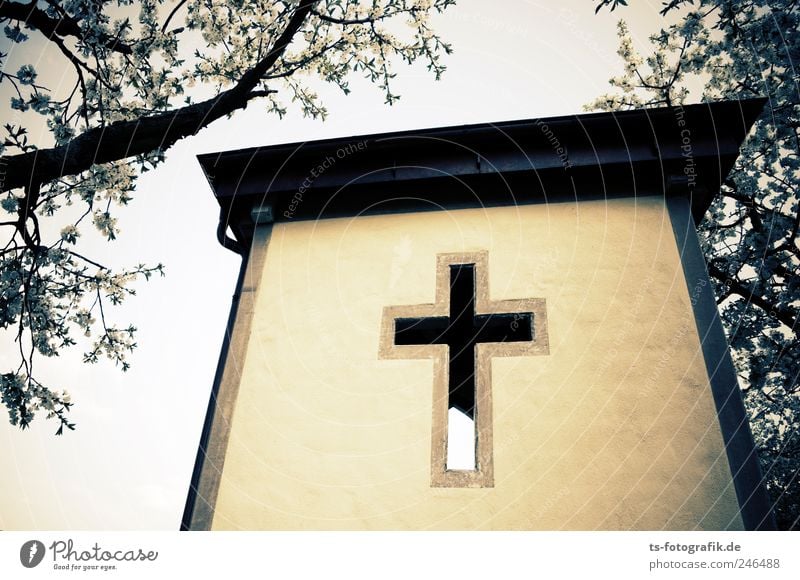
[199,98,765,246]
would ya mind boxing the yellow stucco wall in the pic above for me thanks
[210,197,744,530]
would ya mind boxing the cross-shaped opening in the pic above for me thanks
[394,264,533,471]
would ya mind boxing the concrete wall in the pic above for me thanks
[210,197,743,530]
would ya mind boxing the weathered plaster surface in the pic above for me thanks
[211,198,743,530]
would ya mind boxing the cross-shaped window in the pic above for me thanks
[380,252,549,487]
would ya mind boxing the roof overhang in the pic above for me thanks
[198,99,765,250]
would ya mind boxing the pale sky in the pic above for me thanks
[0,0,669,530]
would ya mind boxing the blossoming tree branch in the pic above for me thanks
[0,0,454,434]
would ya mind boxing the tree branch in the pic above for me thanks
[0,1,318,193]
[0,0,133,55]
[161,0,188,33]
[247,90,278,98]
[311,9,373,25]
[708,262,799,331]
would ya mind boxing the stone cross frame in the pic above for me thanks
[379,252,549,487]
